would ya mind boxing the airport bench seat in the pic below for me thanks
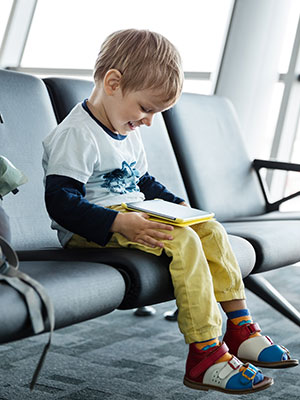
[44,76,300,327]
[0,69,256,345]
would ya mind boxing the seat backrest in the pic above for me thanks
[0,69,59,250]
[44,77,188,202]
[43,77,94,122]
[163,93,267,221]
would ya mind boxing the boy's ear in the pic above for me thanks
[103,69,122,95]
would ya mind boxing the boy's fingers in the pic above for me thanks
[140,213,150,219]
[138,236,164,249]
[138,239,155,248]
[149,229,173,240]
[147,220,174,231]
[138,213,173,231]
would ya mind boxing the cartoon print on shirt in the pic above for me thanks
[100,161,140,194]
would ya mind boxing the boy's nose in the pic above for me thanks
[142,114,154,126]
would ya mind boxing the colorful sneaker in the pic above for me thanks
[184,342,273,394]
[223,319,299,368]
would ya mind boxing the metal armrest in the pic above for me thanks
[252,159,300,212]
[253,158,300,172]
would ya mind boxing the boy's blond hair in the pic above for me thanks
[94,29,183,104]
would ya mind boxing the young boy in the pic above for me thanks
[42,29,298,394]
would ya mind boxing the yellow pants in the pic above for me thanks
[67,206,245,343]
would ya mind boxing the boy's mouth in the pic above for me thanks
[128,121,140,130]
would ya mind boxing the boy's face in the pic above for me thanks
[105,87,174,136]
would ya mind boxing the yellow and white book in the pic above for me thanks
[122,199,215,227]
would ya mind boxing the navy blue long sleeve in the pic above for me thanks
[138,172,185,204]
[45,173,185,246]
[45,175,118,246]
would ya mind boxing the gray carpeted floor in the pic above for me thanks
[0,265,299,400]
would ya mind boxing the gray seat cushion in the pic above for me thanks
[0,261,126,343]
[225,210,300,222]
[18,233,255,310]
[224,220,300,272]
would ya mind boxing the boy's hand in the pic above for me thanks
[110,212,174,248]
[179,201,189,207]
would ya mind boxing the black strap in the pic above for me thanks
[0,236,55,390]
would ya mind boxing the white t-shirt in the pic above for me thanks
[43,102,147,206]
[42,102,148,244]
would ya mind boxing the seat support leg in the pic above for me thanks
[244,274,300,327]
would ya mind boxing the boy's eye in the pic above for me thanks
[140,106,151,113]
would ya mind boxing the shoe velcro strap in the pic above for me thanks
[189,342,229,379]
[247,322,261,334]
[238,322,261,340]
[218,356,242,379]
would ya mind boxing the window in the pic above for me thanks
[0,0,14,47]
[272,2,300,210]
[263,82,285,159]
[21,0,233,93]
[278,1,300,74]
[281,113,300,211]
